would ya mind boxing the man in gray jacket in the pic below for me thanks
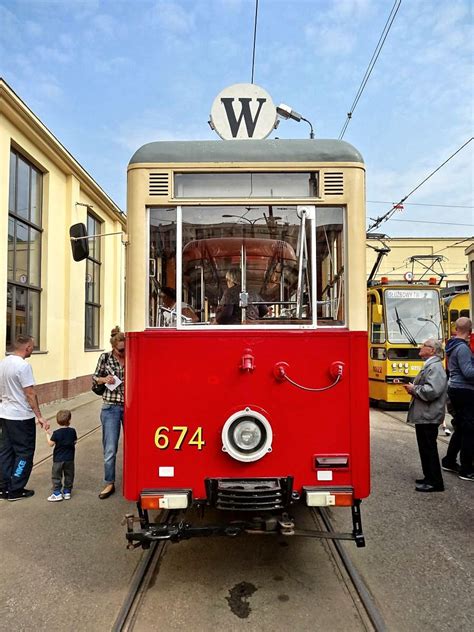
[404,338,447,492]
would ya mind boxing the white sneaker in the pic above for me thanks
[47,492,63,502]
[63,491,71,500]
[444,428,452,436]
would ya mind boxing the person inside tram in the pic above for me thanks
[160,287,198,326]
[215,268,268,324]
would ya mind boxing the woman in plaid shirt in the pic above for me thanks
[92,327,125,499]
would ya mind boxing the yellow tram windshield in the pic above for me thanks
[384,288,442,344]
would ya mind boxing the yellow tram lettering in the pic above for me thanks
[188,427,206,450]
[172,426,188,450]
[154,426,170,449]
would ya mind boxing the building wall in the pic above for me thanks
[366,237,471,286]
[0,79,126,402]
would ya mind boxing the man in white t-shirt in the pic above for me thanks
[0,334,49,501]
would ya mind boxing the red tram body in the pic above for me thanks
[122,138,370,547]
[124,330,369,500]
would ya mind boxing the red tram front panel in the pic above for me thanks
[124,329,369,501]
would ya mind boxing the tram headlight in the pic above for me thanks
[233,421,262,450]
[222,408,273,463]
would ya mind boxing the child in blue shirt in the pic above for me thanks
[45,409,77,501]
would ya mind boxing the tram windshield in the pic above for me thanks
[385,289,442,344]
[148,205,345,327]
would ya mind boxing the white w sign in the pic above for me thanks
[210,84,277,140]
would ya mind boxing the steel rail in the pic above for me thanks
[313,507,387,632]
[32,424,101,470]
[379,409,450,446]
[112,510,173,632]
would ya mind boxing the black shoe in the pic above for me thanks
[8,489,35,501]
[441,463,459,473]
[416,478,428,484]
[458,473,474,481]
[415,483,444,493]
[0,489,9,500]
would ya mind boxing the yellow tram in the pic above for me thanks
[367,278,443,408]
[441,284,470,340]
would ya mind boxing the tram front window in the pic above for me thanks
[148,205,345,327]
[181,205,310,325]
[385,289,442,344]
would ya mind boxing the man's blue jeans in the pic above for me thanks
[100,404,124,484]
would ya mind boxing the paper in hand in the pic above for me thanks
[105,375,122,391]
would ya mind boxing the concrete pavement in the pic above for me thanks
[0,392,139,632]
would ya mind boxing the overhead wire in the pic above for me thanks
[251,0,259,84]
[367,201,473,209]
[339,0,402,139]
[368,236,473,277]
[379,219,473,227]
[367,137,474,232]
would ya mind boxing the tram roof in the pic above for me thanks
[129,139,364,165]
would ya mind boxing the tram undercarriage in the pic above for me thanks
[124,477,366,549]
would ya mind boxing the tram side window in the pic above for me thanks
[316,208,345,326]
[371,322,386,344]
[148,207,177,327]
[180,205,314,326]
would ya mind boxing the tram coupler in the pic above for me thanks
[278,512,295,535]
[351,500,366,548]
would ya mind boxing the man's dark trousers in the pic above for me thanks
[0,418,36,492]
[448,387,474,476]
[415,423,444,488]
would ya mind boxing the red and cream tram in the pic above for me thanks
[123,139,369,547]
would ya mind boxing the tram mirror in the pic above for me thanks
[69,223,89,261]
[371,304,383,324]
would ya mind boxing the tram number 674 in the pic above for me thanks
[154,426,206,450]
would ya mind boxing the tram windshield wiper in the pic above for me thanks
[394,307,418,346]
[417,316,441,338]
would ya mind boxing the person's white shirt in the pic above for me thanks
[0,355,35,419]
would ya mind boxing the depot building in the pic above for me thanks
[0,79,125,403]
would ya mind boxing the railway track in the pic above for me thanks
[112,510,173,632]
[378,408,451,447]
[311,508,386,632]
[112,506,386,632]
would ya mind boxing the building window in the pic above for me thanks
[85,212,101,349]
[7,149,43,348]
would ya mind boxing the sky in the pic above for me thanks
[0,0,473,240]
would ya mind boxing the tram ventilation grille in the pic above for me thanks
[149,173,170,197]
[215,479,285,511]
[323,172,344,196]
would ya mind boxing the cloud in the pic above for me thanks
[306,25,357,55]
[304,0,374,56]
[91,13,118,37]
[93,56,131,74]
[25,20,42,37]
[115,108,212,155]
[152,0,196,35]
[34,45,71,65]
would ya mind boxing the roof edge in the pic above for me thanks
[0,78,125,225]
